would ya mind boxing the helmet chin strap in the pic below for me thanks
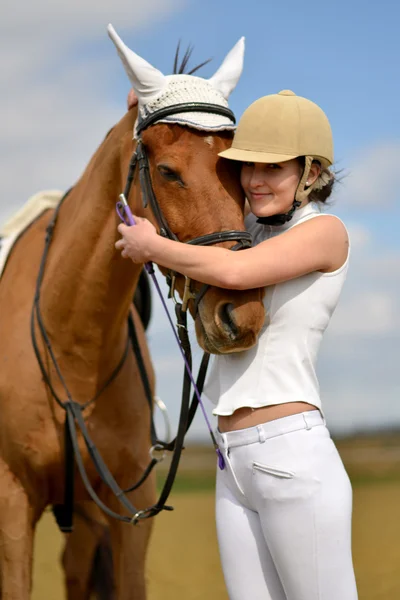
[256,156,314,226]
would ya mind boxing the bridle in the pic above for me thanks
[121,101,252,313]
[33,100,254,530]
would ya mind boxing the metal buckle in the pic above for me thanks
[130,507,155,525]
[149,443,167,463]
[169,273,178,304]
[169,273,195,313]
[154,395,171,444]
[181,276,196,312]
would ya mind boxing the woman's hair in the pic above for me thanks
[297,157,335,204]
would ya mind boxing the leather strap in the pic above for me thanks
[34,192,211,529]
[35,99,246,529]
[136,102,235,136]
[52,415,75,532]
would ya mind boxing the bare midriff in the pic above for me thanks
[217,401,318,433]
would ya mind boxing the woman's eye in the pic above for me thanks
[243,161,254,167]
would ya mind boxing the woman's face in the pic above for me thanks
[240,159,303,218]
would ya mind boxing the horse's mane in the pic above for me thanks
[173,42,211,75]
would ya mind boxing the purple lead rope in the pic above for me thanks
[116,195,225,470]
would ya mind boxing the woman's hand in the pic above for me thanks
[115,218,158,263]
[127,89,138,110]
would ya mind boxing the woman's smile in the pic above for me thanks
[248,191,273,200]
[241,159,304,217]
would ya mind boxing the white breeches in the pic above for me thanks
[215,411,358,600]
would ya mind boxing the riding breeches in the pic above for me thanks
[215,411,358,600]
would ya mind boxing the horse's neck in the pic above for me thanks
[41,112,142,348]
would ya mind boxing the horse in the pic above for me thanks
[0,26,265,599]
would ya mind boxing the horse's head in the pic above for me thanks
[109,26,265,355]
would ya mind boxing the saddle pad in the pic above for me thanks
[0,189,63,278]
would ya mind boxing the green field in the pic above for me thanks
[32,435,400,599]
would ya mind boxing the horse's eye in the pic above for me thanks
[158,164,180,182]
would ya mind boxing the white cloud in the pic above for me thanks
[345,223,371,249]
[3,1,185,45]
[1,0,186,92]
[320,382,400,435]
[317,244,400,433]
[366,254,400,276]
[328,248,400,336]
[0,0,187,223]
[330,290,396,335]
[334,141,400,207]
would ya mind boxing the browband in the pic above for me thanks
[136,102,236,136]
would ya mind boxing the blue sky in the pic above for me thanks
[1,0,399,441]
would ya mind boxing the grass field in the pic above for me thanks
[32,435,400,599]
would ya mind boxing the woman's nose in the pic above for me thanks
[250,165,266,188]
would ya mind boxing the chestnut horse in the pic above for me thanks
[0,33,265,600]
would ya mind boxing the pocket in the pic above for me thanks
[252,461,295,479]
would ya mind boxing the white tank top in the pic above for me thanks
[204,202,350,417]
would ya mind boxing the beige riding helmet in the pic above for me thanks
[219,90,334,202]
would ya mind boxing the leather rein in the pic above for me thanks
[128,101,252,312]
[32,101,252,529]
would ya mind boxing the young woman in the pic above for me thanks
[116,90,358,600]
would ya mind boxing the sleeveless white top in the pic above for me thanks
[204,202,350,417]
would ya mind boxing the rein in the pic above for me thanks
[32,101,252,529]
[31,194,164,528]
[119,140,252,312]
[32,196,187,527]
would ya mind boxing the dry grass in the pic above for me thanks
[32,494,225,600]
[352,481,400,599]
[32,436,400,599]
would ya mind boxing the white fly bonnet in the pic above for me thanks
[107,25,245,138]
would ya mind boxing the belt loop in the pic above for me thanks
[257,425,266,443]
[302,413,312,431]
[216,429,228,449]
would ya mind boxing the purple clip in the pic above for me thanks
[116,194,136,226]
[115,194,153,275]
[217,448,225,470]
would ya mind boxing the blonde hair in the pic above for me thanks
[298,158,335,204]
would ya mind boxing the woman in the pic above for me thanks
[117,90,358,600]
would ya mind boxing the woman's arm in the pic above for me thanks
[116,215,348,290]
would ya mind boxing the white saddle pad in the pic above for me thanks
[0,189,64,278]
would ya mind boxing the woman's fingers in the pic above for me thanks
[117,223,129,235]
[127,89,139,110]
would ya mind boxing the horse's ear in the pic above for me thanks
[208,37,245,100]
[107,24,166,103]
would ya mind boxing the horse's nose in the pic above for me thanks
[218,303,239,340]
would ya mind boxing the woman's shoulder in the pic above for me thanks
[297,210,349,241]
[292,211,350,273]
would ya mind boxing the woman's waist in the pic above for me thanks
[217,401,319,433]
